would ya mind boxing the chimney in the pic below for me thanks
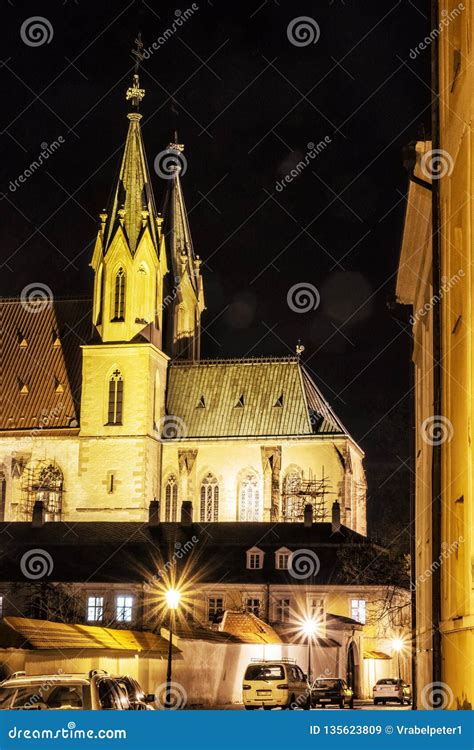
[148,499,160,526]
[32,500,45,527]
[180,501,193,527]
[304,504,313,528]
[331,501,341,533]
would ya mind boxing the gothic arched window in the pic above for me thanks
[239,473,262,522]
[107,369,123,425]
[164,474,178,521]
[113,268,126,320]
[283,469,302,521]
[200,473,219,522]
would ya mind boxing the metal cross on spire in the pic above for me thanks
[126,33,145,109]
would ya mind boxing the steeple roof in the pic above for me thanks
[103,72,159,255]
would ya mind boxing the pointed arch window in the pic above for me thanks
[113,268,126,320]
[239,473,262,521]
[107,369,123,425]
[200,473,219,522]
[164,475,178,521]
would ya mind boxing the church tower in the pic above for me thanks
[161,138,205,360]
[78,55,169,521]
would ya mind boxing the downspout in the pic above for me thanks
[409,352,417,708]
[431,0,443,691]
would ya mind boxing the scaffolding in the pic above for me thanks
[20,460,63,521]
[281,467,335,522]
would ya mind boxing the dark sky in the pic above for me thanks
[1,0,431,547]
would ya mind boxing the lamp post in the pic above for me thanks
[302,618,318,685]
[392,637,403,679]
[165,588,181,709]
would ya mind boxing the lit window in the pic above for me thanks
[246,598,261,616]
[275,598,290,622]
[246,548,264,570]
[200,474,219,522]
[107,370,123,425]
[113,268,126,320]
[351,599,366,624]
[207,597,224,623]
[275,548,291,570]
[116,595,133,622]
[87,596,104,622]
[164,475,178,521]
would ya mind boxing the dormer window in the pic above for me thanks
[246,546,264,570]
[235,394,244,408]
[275,547,291,570]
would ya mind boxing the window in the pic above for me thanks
[113,268,126,320]
[245,598,261,616]
[26,462,63,521]
[351,599,366,624]
[239,474,262,521]
[246,547,264,570]
[116,595,133,622]
[309,597,325,620]
[87,596,104,622]
[200,474,219,522]
[275,598,290,622]
[107,370,123,425]
[164,475,178,521]
[207,597,224,623]
[275,548,290,570]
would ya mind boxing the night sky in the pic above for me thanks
[1,0,431,548]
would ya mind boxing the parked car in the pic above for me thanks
[311,678,354,709]
[0,670,146,710]
[116,676,155,710]
[242,659,310,710]
[373,678,412,705]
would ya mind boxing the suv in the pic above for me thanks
[0,670,144,710]
[311,678,354,709]
[242,659,310,710]
[373,678,411,705]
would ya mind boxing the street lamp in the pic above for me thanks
[301,618,318,685]
[165,588,181,709]
[391,637,403,679]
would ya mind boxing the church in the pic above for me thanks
[0,66,367,535]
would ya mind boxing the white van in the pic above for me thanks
[242,659,310,710]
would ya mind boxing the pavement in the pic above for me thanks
[195,700,411,711]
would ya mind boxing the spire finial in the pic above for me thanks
[126,33,145,109]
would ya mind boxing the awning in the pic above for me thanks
[364,649,392,660]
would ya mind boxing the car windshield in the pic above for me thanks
[0,684,85,709]
[377,679,399,685]
[314,679,340,689]
[244,665,285,680]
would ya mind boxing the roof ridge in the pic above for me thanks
[170,356,299,367]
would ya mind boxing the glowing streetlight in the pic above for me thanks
[301,618,318,684]
[165,588,181,709]
[391,637,404,679]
